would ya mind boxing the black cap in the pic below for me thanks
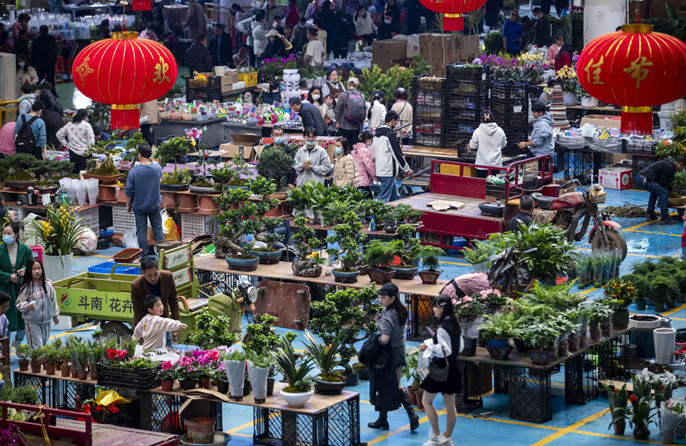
[379,282,399,296]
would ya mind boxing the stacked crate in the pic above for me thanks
[180,214,217,241]
[444,65,490,152]
[185,75,223,102]
[411,76,446,147]
[490,80,530,153]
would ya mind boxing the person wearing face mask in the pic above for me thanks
[532,7,551,48]
[269,126,297,186]
[321,68,346,99]
[307,86,325,115]
[293,127,331,187]
[333,137,360,188]
[377,12,400,40]
[16,54,38,93]
[0,221,34,349]
[373,110,412,202]
[272,15,285,33]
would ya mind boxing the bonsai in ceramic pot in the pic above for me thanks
[303,331,346,395]
[156,136,192,190]
[257,144,295,194]
[390,224,421,280]
[417,245,444,284]
[291,217,325,277]
[326,211,366,283]
[363,240,396,284]
[273,338,314,408]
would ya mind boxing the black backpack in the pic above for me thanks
[345,91,367,123]
[15,115,40,158]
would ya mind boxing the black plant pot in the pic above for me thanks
[612,308,630,329]
[513,338,529,354]
[527,349,557,365]
[267,378,275,397]
[392,266,418,280]
[635,299,647,310]
[461,337,478,356]
[314,376,347,395]
[345,372,359,387]
[180,379,197,390]
[217,380,229,394]
[485,343,513,361]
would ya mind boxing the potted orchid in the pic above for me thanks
[556,65,579,105]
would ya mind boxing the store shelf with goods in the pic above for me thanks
[180,213,217,241]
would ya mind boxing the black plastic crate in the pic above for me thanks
[445,120,479,134]
[186,86,223,102]
[445,108,482,121]
[185,75,221,90]
[96,363,161,390]
[445,93,489,110]
[414,92,444,120]
[444,79,489,96]
[508,367,552,423]
[444,131,473,149]
[490,80,528,101]
[527,85,544,102]
[413,75,445,92]
[446,64,489,82]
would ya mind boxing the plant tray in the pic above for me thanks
[96,363,161,390]
[113,248,143,263]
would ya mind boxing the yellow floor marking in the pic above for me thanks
[622,220,655,232]
[574,429,665,444]
[668,316,686,321]
[439,260,472,266]
[528,408,609,446]
[579,287,598,295]
[661,302,686,317]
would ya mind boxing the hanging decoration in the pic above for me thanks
[418,0,487,32]
[72,32,178,130]
[132,0,151,10]
[576,24,686,135]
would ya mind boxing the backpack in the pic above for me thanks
[345,91,366,123]
[15,115,39,158]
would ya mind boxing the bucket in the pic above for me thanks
[180,433,231,446]
[185,418,215,444]
[653,327,676,365]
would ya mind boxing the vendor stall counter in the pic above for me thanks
[157,118,225,148]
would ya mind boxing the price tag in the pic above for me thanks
[42,194,51,206]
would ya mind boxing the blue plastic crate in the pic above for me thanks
[88,261,141,276]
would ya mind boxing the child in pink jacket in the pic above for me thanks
[352,130,377,198]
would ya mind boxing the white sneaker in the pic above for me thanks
[436,435,454,446]
[423,433,440,446]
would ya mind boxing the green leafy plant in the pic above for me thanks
[483,31,504,55]
[605,383,630,430]
[29,346,44,363]
[16,344,30,360]
[187,308,239,349]
[603,278,637,309]
[257,145,295,190]
[156,136,191,175]
[401,347,421,386]
[272,337,313,393]
[417,245,444,271]
[524,280,585,311]
[242,314,283,358]
[44,345,60,364]
[302,331,345,382]
[291,217,323,262]
[650,276,680,308]
[519,322,561,351]
[581,300,613,324]
[392,224,421,268]
[462,239,493,265]
[480,312,519,341]
[32,203,87,256]
[363,240,396,269]
[326,211,366,272]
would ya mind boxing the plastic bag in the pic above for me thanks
[161,209,180,240]
[73,179,87,205]
[76,228,98,252]
[58,177,76,203]
[84,178,99,205]
[122,229,139,249]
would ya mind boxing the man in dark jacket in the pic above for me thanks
[42,108,64,149]
[291,17,308,52]
[373,110,412,202]
[185,34,212,74]
[208,23,233,67]
[131,256,180,337]
[289,96,327,136]
[32,26,58,88]
[637,156,686,224]
[508,195,535,232]
[532,8,551,48]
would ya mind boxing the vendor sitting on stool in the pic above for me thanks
[508,195,534,232]
[635,155,686,225]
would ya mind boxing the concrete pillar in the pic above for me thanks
[583,0,626,46]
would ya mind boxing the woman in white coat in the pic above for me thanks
[367,90,386,131]
[468,110,507,178]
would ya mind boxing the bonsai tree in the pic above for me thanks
[16,344,30,361]
[302,331,345,382]
[257,145,295,191]
[292,217,323,261]
[417,245,444,272]
[392,224,421,268]
[156,136,192,184]
[362,240,396,271]
[212,155,255,193]
[326,211,366,273]
[272,337,313,393]
[310,287,383,373]
[242,314,284,358]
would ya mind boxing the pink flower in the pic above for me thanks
[463,297,472,303]
[161,361,173,371]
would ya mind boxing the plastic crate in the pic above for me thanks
[185,75,221,90]
[626,138,656,154]
[446,64,489,82]
[181,213,217,241]
[112,204,136,234]
[76,206,99,234]
[444,79,489,96]
[96,363,160,390]
[413,75,445,92]
[238,71,257,87]
[186,86,223,102]
[444,107,482,122]
[88,261,141,275]
[444,131,473,150]
[490,80,528,101]
[445,93,488,110]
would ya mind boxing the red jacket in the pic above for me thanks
[554,52,571,73]
[682,215,686,248]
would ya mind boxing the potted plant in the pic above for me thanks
[661,399,684,444]
[175,355,198,390]
[603,278,636,329]
[249,217,285,264]
[303,331,346,395]
[223,350,247,401]
[521,322,561,365]
[44,345,60,375]
[629,394,655,440]
[402,348,423,410]
[310,287,383,383]
[213,365,229,394]
[326,211,366,283]
[583,301,613,341]
[273,338,314,408]
[76,343,90,380]
[247,353,271,403]
[363,240,396,284]
[187,308,239,349]
[556,65,579,105]
[60,347,71,377]
[480,312,517,360]
[29,346,44,373]
[462,240,493,272]
[197,364,213,389]
[390,224,421,280]
[454,294,487,357]
[417,245,444,284]
[257,145,295,193]
[17,344,30,371]
[157,361,178,391]
[650,276,680,312]
[291,217,324,277]
[605,383,629,435]
[156,136,192,191]
[83,152,121,185]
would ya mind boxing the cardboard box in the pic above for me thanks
[218,142,254,160]
[419,33,479,76]
[220,72,239,93]
[372,39,407,70]
[599,167,633,190]
[580,114,622,129]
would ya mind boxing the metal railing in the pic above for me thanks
[0,100,18,126]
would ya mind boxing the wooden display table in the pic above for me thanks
[54,419,178,446]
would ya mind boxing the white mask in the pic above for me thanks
[384,19,391,24]
[311,93,321,100]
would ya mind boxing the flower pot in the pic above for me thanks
[419,270,440,284]
[97,185,117,202]
[332,269,360,283]
[216,380,229,394]
[198,195,219,216]
[90,368,97,380]
[225,359,246,401]
[392,266,418,280]
[71,368,79,379]
[199,377,212,389]
[45,363,56,375]
[368,268,395,284]
[161,379,175,391]
[247,362,269,403]
[249,249,282,265]
[654,301,666,313]
[461,337,478,356]
[83,173,120,185]
[407,386,417,405]
[30,361,42,374]
[226,255,259,272]
[613,419,626,436]
[292,260,322,277]
[612,308,630,329]
[527,349,557,365]
[415,389,424,410]
[513,338,528,354]
[267,378,275,396]
[661,430,675,444]
[279,388,314,408]
[18,359,29,371]
[43,254,73,282]
[185,418,215,444]
[55,361,61,371]
[161,191,177,210]
[635,299,647,310]
[563,92,579,106]
[177,193,198,213]
[654,327,676,365]
[314,376,346,395]
[633,426,650,440]
[581,96,598,107]
[160,183,190,192]
[589,323,601,341]
[485,340,513,360]
[78,370,88,380]
[600,318,613,338]
[180,379,197,390]
[117,187,128,204]
[345,372,359,387]
[5,179,37,189]
[60,364,71,377]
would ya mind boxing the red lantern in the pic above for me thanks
[419,0,487,32]
[576,24,686,134]
[132,0,151,10]
[72,32,178,130]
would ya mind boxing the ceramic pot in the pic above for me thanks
[198,195,218,216]
[267,378,275,397]
[160,183,190,192]
[292,260,322,277]
[226,255,259,272]
[392,266,418,280]
[43,254,73,282]
[161,379,174,391]
[97,185,116,202]
[249,250,282,265]
[83,173,120,185]
[161,191,177,210]
[419,270,440,284]
[332,269,360,284]
[279,388,314,408]
[189,185,217,194]
[368,268,395,284]
[580,96,598,107]
[177,194,198,213]
[485,340,513,360]
[563,92,579,106]
[314,376,346,395]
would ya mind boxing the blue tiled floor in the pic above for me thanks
[8,185,686,445]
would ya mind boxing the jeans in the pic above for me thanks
[166,332,173,347]
[378,176,400,203]
[134,209,164,255]
[274,219,291,244]
[637,175,670,219]
[682,246,686,260]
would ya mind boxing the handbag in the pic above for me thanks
[428,343,449,382]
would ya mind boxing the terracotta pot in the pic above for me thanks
[177,194,198,213]
[161,191,177,209]
[197,195,218,216]
[61,364,71,378]
[78,370,88,380]
[97,185,117,202]
[368,268,395,284]
[56,361,61,371]
[18,359,29,371]
[613,419,626,436]
[117,187,128,204]
[90,369,97,381]
[161,379,175,391]
[71,368,79,379]
[263,203,286,217]
[407,386,418,405]
[30,361,42,374]
[83,173,120,185]
[199,377,211,389]
[45,363,56,375]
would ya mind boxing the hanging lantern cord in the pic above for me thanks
[120,1,128,31]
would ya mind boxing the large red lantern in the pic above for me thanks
[132,0,151,11]
[576,24,686,134]
[419,0,487,32]
[72,31,178,130]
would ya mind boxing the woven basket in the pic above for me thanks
[669,196,686,206]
